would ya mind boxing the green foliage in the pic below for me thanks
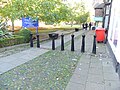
[76,12,90,24]
[0,35,24,48]
[58,4,72,22]
[0,27,12,39]
[40,0,70,24]
[0,0,90,26]
[67,1,90,24]
[0,0,23,32]
[0,0,71,25]
[18,28,31,43]
[45,22,54,25]
[0,29,4,35]
[0,16,4,24]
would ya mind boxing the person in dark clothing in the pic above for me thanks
[85,23,88,30]
[89,22,92,30]
[82,23,84,30]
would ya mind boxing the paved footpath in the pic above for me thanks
[66,31,120,90]
[0,30,86,74]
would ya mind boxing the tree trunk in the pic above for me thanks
[80,24,81,28]
[11,20,14,34]
[71,22,73,27]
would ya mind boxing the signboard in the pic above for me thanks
[94,17,103,21]
[22,17,38,28]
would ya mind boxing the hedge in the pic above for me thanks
[0,35,25,48]
[18,28,31,43]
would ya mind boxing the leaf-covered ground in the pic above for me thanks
[0,49,82,90]
[0,30,85,90]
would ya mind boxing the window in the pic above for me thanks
[106,5,110,14]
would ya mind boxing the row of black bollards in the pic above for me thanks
[61,34,96,54]
[52,34,65,51]
[30,33,97,54]
[30,33,40,48]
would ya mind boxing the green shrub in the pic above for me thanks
[18,28,31,43]
[0,35,24,48]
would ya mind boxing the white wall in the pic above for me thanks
[108,0,120,63]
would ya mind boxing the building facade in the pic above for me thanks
[94,3,104,27]
[104,0,120,77]
[103,0,112,29]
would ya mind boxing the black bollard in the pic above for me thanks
[30,33,33,47]
[36,34,40,48]
[61,34,64,51]
[92,35,96,54]
[116,62,119,72]
[81,34,85,53]
[52,39,55,50]
[71,34,75,51]
[104,30,108,44]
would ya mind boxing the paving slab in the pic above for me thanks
[102,61,114,67]
[70,73,88,85]
[90,57,102,63]
[88,67,103,75]
[104,80,120,90]
[90,62,103,69]
[66,82,85,90]
[87,73,104,84]
[8,58,29,67]
[103,73,119,81]
[102,59,114,64]
[79,55,91,64]
[0,56,18,63]
[0,63,15,74]
[74,65,89,75]
[103,66,116,73]
[76,63,90,70]
[85,82,104,90]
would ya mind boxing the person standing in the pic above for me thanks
[85,23,88,30]
[89,22,92,30]
[82,23,84,30]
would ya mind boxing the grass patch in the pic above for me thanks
[13,25,82,33]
